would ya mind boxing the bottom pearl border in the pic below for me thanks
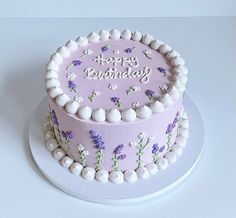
[43,111,189,184]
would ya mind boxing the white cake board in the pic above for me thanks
[28,95,204,204]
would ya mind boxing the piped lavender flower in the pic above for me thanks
[90,130,105,170]
[152,143,159,154]
[61,130,74,157]
[111,97,122,108]
[152,143,165,163]
[166,112,180,150]
[72,60,82,66]
[61,130,74,140]
[49,107,63,145]
[66,60,82,70]
[113,144,127,171]
[50,109,59,126]
[145,89,155,101]
[101,44,112,52]
[124,47,135,53]
[158,66,167,76]
[68,80,77,92]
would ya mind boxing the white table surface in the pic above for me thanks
[0,17,235,218]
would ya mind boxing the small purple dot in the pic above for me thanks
[124,48,132,53]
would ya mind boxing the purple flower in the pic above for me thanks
[145,89,155,98]
[68,80,77,91]
[90,130,105,150]
[124,48,132,53]
[118,144,124,149]
[158,67,167,74]
[90,130,96,136]
[173,117,178,125]
[62,130,74,140]
[111,97,121,108]
[111,97,120,103]
[113,144,125,155]
[50,109,59,126]
[101,46,109,52]
[166,112,180,134]
[166,123,174,134]
[114,147,121,155]
[72,60,82,66]
[118,154,127,160]
[159,146,165,153]
[152,143,159,154]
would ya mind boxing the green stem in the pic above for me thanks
[113,155,119,171]
[167,133,172,150]
[88,93,96,102]
[177,114,184,137]
[79,152,86,167]
[116,101,121,108]
[153,151,159,163]
[137,137,150,167]
[95,149,104,171]
[137,138,143,167]
[54,126,63,145]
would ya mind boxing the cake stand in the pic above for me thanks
[28,95,204,204]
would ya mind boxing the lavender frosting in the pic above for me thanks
[57,39,172,109]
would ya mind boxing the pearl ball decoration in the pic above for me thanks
[121,108,137,122]
[55,94,70,107]
[82,167,96,181]
[176,136,187,147]
[46,138,59,152]
[124,170,137,183]
[70,162,83,175]
[43,121,53,132]
[60,156,73,168]
[145,163,158,176]
[157,157,168,170]
[44,131,55,141]
[77,106,92,120]
[171,145,183,156]
[165,152,177,164]
[179,128,189,138]
[182,119,190,128]
[95,169,109,183]
[109,171,124,184]
[53,148,66,160]
[149,101,164,114]
[136,166,149,179]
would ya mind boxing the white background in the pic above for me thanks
[0,0,236,17]
[0,17,235,218]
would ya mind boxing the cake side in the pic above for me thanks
[44,106,189,183]
[48,96,183,172]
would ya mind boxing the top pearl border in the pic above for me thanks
[45,29,188,123]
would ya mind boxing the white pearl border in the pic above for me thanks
[45,29,188,123]
[44,110,189,184]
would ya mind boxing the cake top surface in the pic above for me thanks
[58,38,171,110]
[45,29,188,123]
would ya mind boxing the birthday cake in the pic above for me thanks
[43,29,189,184]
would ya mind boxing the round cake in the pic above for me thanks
[44,29,189,184]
